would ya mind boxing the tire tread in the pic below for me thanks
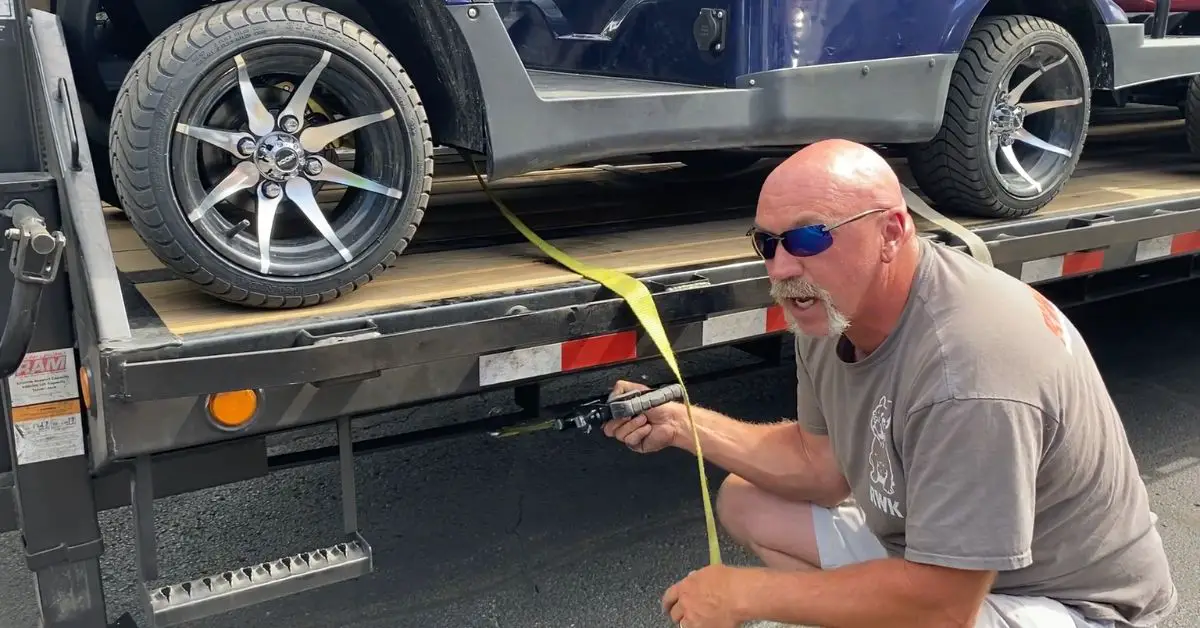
[1184,76,1200,156]
[109,0,434,308]
[907,15,1090,219]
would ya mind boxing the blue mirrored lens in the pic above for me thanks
[782,227,832,256]
[752,226,832,259]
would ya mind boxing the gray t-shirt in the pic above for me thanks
[794,237,1176,627]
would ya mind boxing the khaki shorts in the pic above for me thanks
[812,504,1117,628]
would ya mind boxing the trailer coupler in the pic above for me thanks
[0,199,66,379]
[490,383,685,438]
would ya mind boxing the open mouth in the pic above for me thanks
[790,297,817,311]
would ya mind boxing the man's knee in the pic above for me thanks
[714,474,824,568]
[714,473,759,542]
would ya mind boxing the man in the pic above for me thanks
[601,140,1176,628]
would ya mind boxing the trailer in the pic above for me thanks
[3,2,1200,627]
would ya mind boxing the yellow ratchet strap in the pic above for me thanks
[464,156,722,567]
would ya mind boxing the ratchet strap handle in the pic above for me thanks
[609,384,685,419]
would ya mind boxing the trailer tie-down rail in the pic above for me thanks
[0,199,66,379]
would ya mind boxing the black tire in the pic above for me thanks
[109,0,433,308]
[1184,75,1200,157]
[907,15,1091,219]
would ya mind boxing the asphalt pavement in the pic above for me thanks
[1,280,1198,628]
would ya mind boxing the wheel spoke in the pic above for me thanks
[1020,98,1082,115]
[1013,128,1071,157]
[188,161,260,223]
[299,109,396,152]
[999,145,1042,193]
[1006,53,1070,106]
[256,186,283,274]
[284,177,353,262]
[234,54,275,136]
[280,50,332,130]
[174,124,253,157]
[306,156,403,199]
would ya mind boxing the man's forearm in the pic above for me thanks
[669,404,846,506]
[735,557,993,628]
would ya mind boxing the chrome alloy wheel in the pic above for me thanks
[171,47,407,277]
[986,44,1087,200]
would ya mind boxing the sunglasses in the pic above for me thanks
[747,208,887,259]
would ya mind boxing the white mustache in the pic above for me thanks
[769,278,851,336]
[769,278,829,301]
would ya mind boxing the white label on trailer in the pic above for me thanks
[0,0,12,20]
[12,400,85,465]
[7,348,79,407]
[6,349,85,465]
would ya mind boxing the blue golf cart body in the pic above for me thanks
[445,0,1200,217]
[68,0,1200,307]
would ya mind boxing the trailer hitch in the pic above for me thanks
[489,383,685,437]
[0,200,67,379]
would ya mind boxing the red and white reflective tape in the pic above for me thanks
[1134,230,1200,262]
[1019,250,1105,283]
[478,330,638,387]
[477,305,788,386]
[701,304,788,346]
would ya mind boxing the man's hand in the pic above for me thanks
[661,564,755,628]
[601,379,683,453]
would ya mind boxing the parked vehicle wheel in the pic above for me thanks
[1183,75,1200,157]
[109,0,433,308]
[907,15,1091,219]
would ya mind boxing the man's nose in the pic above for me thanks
[765,248,805,281]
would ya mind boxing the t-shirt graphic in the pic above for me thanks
[866,394,902,518]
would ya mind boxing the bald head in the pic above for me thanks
[756,140,922,347]
[758,139,906,224]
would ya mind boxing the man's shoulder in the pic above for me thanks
[905,243,1080,404]
[920,244,1074,347]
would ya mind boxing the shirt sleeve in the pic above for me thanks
[795,350,827,435]
[900,397,1050,571]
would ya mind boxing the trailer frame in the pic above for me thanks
[2,2,1200,626]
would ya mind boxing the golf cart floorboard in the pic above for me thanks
[107,119,1200,342]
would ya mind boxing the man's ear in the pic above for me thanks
[879,209,909,262]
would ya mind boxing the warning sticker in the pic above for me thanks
[7,348,79,407]
[11,399,85,465]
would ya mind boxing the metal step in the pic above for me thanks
[145,534,372,626]
[130,417,371,627]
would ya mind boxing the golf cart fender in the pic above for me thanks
[935,0,1123,88]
